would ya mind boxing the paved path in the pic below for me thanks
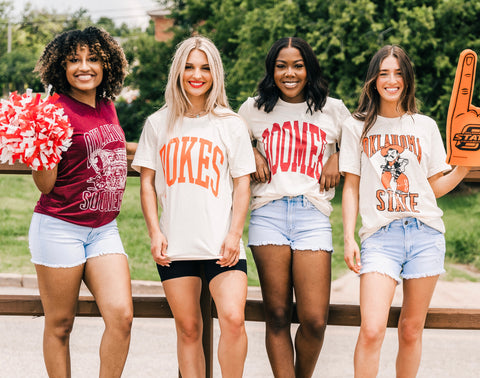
[1,272,479,377]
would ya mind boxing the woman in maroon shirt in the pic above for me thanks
[30,26,132,378]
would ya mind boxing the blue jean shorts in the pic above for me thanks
[360,217,445,284]
[29,212,127,268]
[248,196,333,252]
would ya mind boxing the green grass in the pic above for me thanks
[1,175,479,284]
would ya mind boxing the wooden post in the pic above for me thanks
[200,273,214,378]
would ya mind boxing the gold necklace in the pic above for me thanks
[185,110,207,118]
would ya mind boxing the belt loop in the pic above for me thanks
[416,218,423,229]
[384,221,391,232]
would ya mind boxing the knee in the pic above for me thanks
[105,305,133,337]
[300,316,327,339]
[220,310,246,338]
[46,315,75,341]
[398,318,424,345]
[176,318,203,344]
[358,324,386,348]
[265,306,291,334]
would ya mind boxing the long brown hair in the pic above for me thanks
[354,45,418,140]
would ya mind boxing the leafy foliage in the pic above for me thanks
[0,0,480,142]
[123,0,480,141]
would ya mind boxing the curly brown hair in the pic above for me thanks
[35,26,127,101]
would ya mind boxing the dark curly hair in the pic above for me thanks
[35,26,127,101]
[255,37,329,114]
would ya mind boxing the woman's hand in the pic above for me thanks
[150,231,170,266]
[251,147,270,183]
[217,232,241,267]
[344,238,361,274]
[217,231,241,267]
[319,152,340,191]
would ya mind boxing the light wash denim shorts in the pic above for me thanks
[360,217,445,284]
[29,212,126,268]
[248,195,333,252]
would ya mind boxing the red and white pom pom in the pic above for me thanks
[0,89,72,170]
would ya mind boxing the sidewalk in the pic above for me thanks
[1,272,479,377]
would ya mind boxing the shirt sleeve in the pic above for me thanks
[427,119,451,177]
[222,115,256,178]
[339,117,362,176]
[131,116,158,173]
[335,100,352,148]
[238,98,255,140]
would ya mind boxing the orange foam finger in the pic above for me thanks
[446,49,480,166]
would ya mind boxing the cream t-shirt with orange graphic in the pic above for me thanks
[339,114,451,242]
[132,107,256,261]
[238,96,350,216]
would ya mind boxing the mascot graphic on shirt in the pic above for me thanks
[380,144,409,193]
[87,148,127,191]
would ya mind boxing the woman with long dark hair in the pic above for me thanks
[340,45,471,377]
[239,37,350,377]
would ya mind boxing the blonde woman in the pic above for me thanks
[132,36,255,377]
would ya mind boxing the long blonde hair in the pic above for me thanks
[164,36,230,131]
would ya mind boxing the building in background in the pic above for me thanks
[147,9,174,42]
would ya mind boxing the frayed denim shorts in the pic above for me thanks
[29,212,127,268]
[360,217,445,284]
[248,195,333,252]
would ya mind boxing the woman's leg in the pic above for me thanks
[83,254,133,378]
[396,275,439,378]
[35,264,84,378]
[162,276,205,378]
[291,249,331,378]
[354,272,397,378]
[251,244,295,378]
[209,270,248,378]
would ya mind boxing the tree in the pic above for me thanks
[157,0,480,138]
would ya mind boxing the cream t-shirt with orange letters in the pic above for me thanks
[132,107,255,261]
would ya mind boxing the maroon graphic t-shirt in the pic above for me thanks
[34,94,127,227]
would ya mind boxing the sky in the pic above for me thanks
[12,0,161,29]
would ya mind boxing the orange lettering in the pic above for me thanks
[211,146,224,197]
[195,138,212,189]
[376,190,385,211]
[178,136,197,183]
[166,138,180,186]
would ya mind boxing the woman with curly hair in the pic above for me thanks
[30,26,133,378]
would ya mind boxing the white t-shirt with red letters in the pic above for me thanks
[238,96,350,216]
